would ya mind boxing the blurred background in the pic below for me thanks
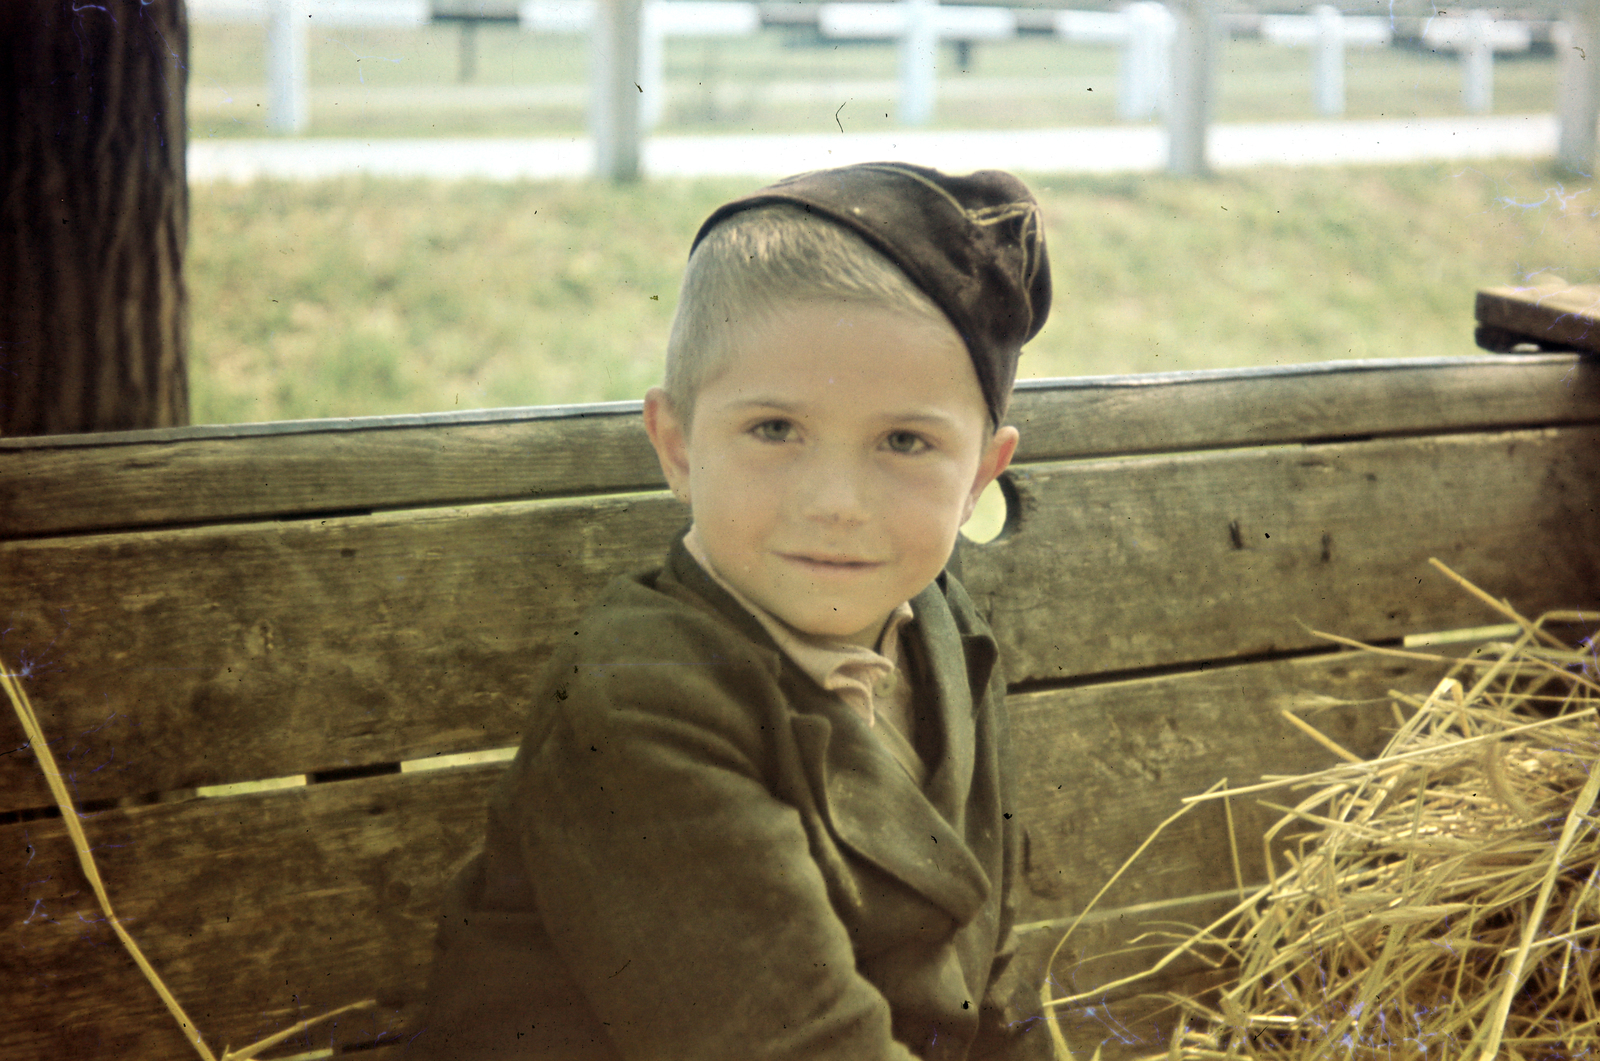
[181,0,1599,424]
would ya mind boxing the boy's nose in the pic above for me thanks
[796,452,870,525]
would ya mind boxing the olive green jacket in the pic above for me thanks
[411,538,1038,1060]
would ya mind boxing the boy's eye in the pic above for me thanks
[752,419,796,442]
[885,431,929,454]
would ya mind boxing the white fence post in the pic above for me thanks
[1557,2,1600,171]
[1312,4,1345,117]
[1167,0,1215,176]
[1423,13,1529,115]
[1121,3,1172,120]
[639,4,667,130]
[633,2,762,131]
[1462,10,1494,114]
[899,0,938,126]
[820,1,1011,125]
[591,0,644,180]
[266,0,309,133]
[1263,11,1388,116]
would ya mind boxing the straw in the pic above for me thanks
[3,658,374,1061]
[1042,562,1600,1060]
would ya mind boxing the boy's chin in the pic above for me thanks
[776,607,890,646]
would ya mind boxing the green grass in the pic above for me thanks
[187,23,1564,139]
[187,161,1600,425]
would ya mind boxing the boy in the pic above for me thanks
[410,162,1052,1061]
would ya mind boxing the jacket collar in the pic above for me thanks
[660,531,781,665]
[660,531,997,924]
[808,575,994,924]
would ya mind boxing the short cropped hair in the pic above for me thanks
[662,204,950,422]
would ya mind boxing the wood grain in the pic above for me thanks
[0,403,661,539]
[3,356,1596,539]
[1008,352,1599,461]
[968,425,1600,684]
[0,0,190,436]
[1016,907,1238,1061]
[0,491,687,811]
[1007,650,1452,920]
[1476,282,1600,354]
[4,426,1594,810]
[2,764,493,1061]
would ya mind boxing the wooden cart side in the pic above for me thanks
[3,355,1597,1060]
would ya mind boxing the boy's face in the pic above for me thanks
[644,301,1018,646]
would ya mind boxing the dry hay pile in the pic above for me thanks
[1049,594,1600,1061]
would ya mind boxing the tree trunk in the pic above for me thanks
[0,0,190,437]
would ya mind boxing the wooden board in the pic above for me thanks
[3,764,495,1061]
[1016,904,1239,1061]
[1007,650,1450,920]
[969,424,1600,684]
[1476,281,1600,354]
[3,356,1596,539]
[1008,352,1599,462]
[0,403,662,541]
[0,491,687,812]
[2,650,1448,1059]
[4,426,1594,811]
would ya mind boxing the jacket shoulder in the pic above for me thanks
[514,566,794,764]
[573,566,779,672]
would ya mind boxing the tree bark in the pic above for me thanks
[0,0,190,437]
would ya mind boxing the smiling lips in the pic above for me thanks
[781,552,883,572]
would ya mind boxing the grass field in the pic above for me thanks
[187,21,1564,139]
[187,161,1600,426]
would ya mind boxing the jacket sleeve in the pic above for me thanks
[502,612,923,1061]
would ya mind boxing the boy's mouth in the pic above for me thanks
[781,552,881,571]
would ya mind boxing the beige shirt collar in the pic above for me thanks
[683,526,913,729]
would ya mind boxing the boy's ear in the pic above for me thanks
[961,425,1019,524]
[643,387,693,505]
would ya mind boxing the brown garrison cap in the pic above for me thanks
[691,161,1052,426]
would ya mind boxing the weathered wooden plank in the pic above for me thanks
[969,424,1600,684]
[1007,649,1452,922]
[1010,637,1461,1055]
[0,749,1222,1061]
[1009,352,1599,464]
[1476,281,1600,354]
[4,426,1594,809]
[1017,903,1242,1061]
[3,356,1596,539]
[0,491,686,812]
[3,765,495,1061]
[1045,973,1234,1061]
[2,651,1412,1061]
[0,401,661,540]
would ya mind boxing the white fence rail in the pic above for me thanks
[189,0,1598,179]
[519,0,759,129]
[816,2,1015,123]
[1054,3,1175,121]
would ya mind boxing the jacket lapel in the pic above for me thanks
[798,578,995,925]
[662,539,994,926]
[917,573,996,828]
